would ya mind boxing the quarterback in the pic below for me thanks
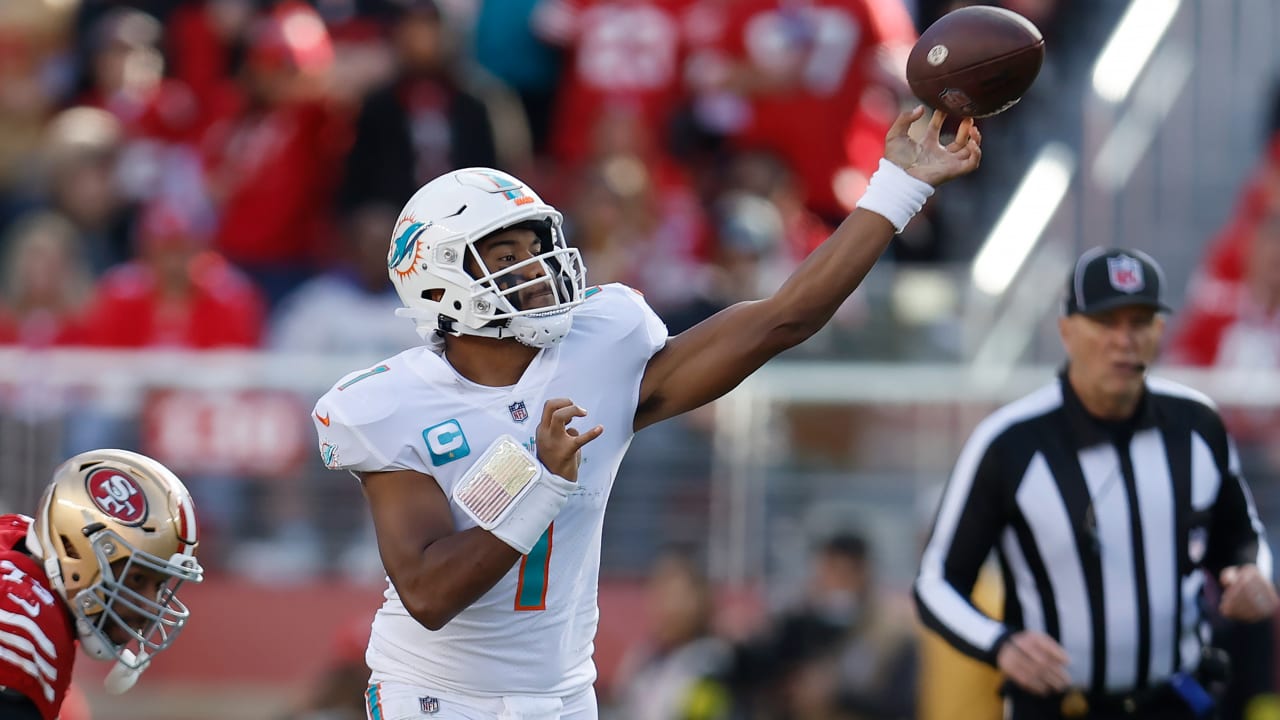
[0,449,204,720]
[313,107,980,719]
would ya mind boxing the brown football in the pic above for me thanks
[906,6,1045,118]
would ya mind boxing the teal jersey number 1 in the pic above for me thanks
[514,524,552,611]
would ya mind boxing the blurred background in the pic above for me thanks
[3,0,1280,718]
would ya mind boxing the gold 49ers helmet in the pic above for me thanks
[27,449,203,676]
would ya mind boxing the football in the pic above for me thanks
[906,6,1045,118]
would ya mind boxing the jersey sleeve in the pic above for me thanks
[598,283,668,359]
[312,363,419,474]
[0,552,75,720]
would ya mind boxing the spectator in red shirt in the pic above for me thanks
[686,0,917,222]
[163,0,251,133]
[0,211,93,347]
[1169,155,1280,370]
[534,0,697,171]
[72,6,216,212]
[83,199,265,348]
[201,1,351,306]
[76,7,203,144]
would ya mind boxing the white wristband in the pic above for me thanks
[488,472,574,554]
[855,158,935,233]
[453,436,575,554]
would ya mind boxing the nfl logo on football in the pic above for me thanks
[419,696,439,714]
[508,400,529,423]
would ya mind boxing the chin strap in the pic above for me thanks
[103,649,149,695]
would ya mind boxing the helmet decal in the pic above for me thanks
[85,468,148,526]
[459,170,535,206]
[389,219,431,281]
[174,496,197,548]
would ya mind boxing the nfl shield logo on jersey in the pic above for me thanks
[1107,254,1145,293]
[419,697,439,714]
[509,401,529,423]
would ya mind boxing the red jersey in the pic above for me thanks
[0,515,77,720]
[83,252,265,348]
[538,0,696,165]
[202,99,351,268]
[694,0,916,218]
[0,308,89,347]
[1168,157,1276,367]
[78,79,206,145]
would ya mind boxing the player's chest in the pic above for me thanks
[411,392,615,494]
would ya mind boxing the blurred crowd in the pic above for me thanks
[0,0,1079,567]
[8,2,1280,719]
[0,0,1076,355]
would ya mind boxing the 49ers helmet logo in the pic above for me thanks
[86,468,149,525]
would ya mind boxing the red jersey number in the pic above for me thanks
[0,548,77,720]
[576,5,681,90]
[2,560,57,618]
[743,7,861,96]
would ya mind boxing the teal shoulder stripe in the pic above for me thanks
[339,364,390,391]
[584,286,603,299]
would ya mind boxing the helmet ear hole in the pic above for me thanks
[422,289,444,302]
[61,535,81,559]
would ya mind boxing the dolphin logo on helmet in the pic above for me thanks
[389,220,432,270]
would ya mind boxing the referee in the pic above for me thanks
[915,248,1278,720]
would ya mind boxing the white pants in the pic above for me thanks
[365,681,598,720]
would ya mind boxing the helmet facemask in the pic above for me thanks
[71,526,203,668]
[394,218,587,348]
[464,220,586,340]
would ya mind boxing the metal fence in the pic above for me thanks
[4,349,1276,589]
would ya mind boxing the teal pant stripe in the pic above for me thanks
[366,684,383,720]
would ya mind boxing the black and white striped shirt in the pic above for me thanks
[915,372,1272,695]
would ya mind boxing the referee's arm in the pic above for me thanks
[1198,411,1279,623]
[1203,416,1272,578]
[915,422,1013,666]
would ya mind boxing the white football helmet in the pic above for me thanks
[389,168,587,348]
[28,449,203,685]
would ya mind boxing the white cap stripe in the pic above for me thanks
[1072,246,1109,311]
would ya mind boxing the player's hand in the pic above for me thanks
[536,398,603,483]
[1219,564,1278,622]
[997,630,1072,697]
[884,106,982,187]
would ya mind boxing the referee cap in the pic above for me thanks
[1064,247,1172,316]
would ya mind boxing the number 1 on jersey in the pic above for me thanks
[515,524,552,611]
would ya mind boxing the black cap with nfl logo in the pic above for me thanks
[1064,247,1173,316]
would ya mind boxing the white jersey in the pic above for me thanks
[313,284,668,697]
